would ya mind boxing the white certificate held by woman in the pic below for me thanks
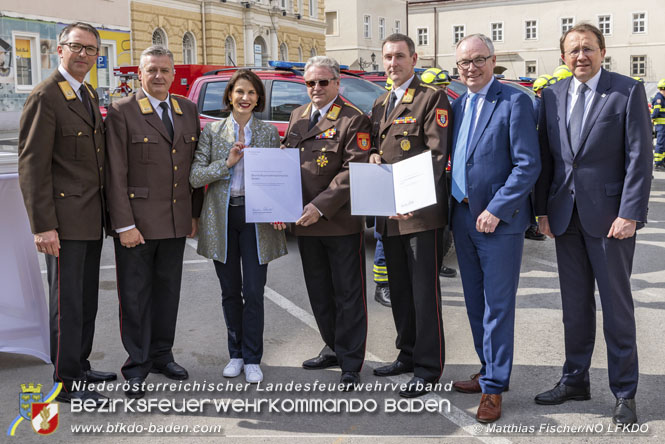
[243,147,303,222]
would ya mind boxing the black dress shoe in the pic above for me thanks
[373,360,413,377]
[302,354,338,370]
[150,361,189,380]
[525,225,546,241]
[125,377,146,399]
[439,266,457,278]
[84,369,117,383]
[613,398,637,426]
[399,376,432,398]
[340,372,360,391]
[374,284,391,307]
[534,382,590,405]
[55,389,108,406]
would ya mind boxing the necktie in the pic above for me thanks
[159,102,174,141]
[569,83,589,153]
[451,93,479,203]
[79,85,94,122]
[308,110,320,130]
[386,91,397,117]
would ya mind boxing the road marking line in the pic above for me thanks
[531,258,558,269]
[40,259,209,274]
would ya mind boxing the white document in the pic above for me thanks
[243,148,303,223]
[350,150,437,216]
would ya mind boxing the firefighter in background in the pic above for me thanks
[552,64,572,81]
[653,79,665,171]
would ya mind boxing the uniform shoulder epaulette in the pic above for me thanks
[171,93,187,100]
[420,83,438,91]
[343,102,363,115]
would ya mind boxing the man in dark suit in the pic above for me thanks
[282,56,370,389]
[18,22,116,405]
[368,33,451,398]
[449,34,540,423]
[105,46,202,399]
[534,23,653,426]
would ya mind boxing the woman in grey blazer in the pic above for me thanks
[189,70,287,384]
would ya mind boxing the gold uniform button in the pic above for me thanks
[379,150,384,155]
[174,183,178,188]
[191,136,195,141]
[403,131,408,136]
[321,147,327,152]
[301,148,304,152]
[77,131,83,136]
[143,137,148,142]
[174,165,178,171]
[60,192,65,197]
[99,166,103,171]
[129,193,135,198]
[172,149,176,154]
[381,134,386,139]
[173,199,177,203]
[96,147,101,153]
[94,130,97,134]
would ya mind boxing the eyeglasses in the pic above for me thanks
[456,56,492,70]
[565,47,599,58]
[304,78,335,88]
[62,42,98,56]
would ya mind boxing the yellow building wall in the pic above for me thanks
[87,29,131,89]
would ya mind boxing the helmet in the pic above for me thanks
[553,65,572,80]
[421,67,450,85]
[384,77,393,91]
[658,78,665,89]
[532,74,553,92]
[631,76,644,84]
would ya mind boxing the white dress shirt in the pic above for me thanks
[566,69,602,128]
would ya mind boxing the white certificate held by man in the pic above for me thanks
[243,147,303,223]
[349,150,437,216]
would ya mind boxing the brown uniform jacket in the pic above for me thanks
[370,77,452,236]
[284,97,371,236]
[18,69,106,240]
[105,90,202,239]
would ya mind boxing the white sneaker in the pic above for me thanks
[244,364,263,383]
[223,359,244,378]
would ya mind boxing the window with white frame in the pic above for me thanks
[379,17,386,40]
[225,36,236,66]
[98,40,117,89]
[394,20,401,34]
[152,28,167,46]
[417,28,429,46]
[491,22,503,42]
[602,56,611,71]
[632,12,646,33]
[561,17,574,34]
[453,25,465,44]
[12,32,40,90]
[363,15,371,39]
[325,11,338,35]
[525,20,537,40]
[525,61,536,76]
[631,55,646,76]
[280,0,288,10]
[182,32,196,64]
[309,0,317,18]
[598,15,611,35]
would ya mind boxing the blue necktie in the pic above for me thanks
[452,93,479,203]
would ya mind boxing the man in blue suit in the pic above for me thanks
[534,24,652,426]
[449,33,540,423]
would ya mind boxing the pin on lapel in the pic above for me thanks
[601,94,606,98]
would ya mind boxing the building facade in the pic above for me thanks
[408,0,665,81]
[325,0,407,71]
[130,0,326,67]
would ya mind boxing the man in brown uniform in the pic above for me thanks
[282,56,371,388]
[105,46,201,398]
[369,33,452,398]
[18,22,115,405]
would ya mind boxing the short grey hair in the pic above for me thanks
[304,56,340,80]
[139,45,174,69]
[456,33,495,56]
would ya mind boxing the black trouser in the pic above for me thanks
[213,205,268,365]
[383,228,445,382]
[297,233,367,372]
[114,237,185,379]
[45,239,103,392]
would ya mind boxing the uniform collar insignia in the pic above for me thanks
[171,97,183,115]
[58,81,77,101]
[138,97,154,114]
[326,104,341,120]
[401,89,415,104]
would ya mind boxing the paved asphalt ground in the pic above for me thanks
[2,170,664,444]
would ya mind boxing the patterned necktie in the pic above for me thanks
[308,110,320,130]
[79,85,94,123]
[569,83,589,153]
[385,91,397,117]
[159,102,174,140]
[451,93,479,203]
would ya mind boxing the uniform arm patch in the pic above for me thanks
[357,132,370,150]
[435,109,449,128]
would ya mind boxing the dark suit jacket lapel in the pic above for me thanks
[451,93,466,152]
[466,79,500,160]
[136,89,172,143]
[555,76,573,157]
[575,69,611,158]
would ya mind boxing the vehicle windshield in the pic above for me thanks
[339,77,385,114]
[447,80,467,96]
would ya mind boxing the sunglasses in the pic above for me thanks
[304,78,335,88]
